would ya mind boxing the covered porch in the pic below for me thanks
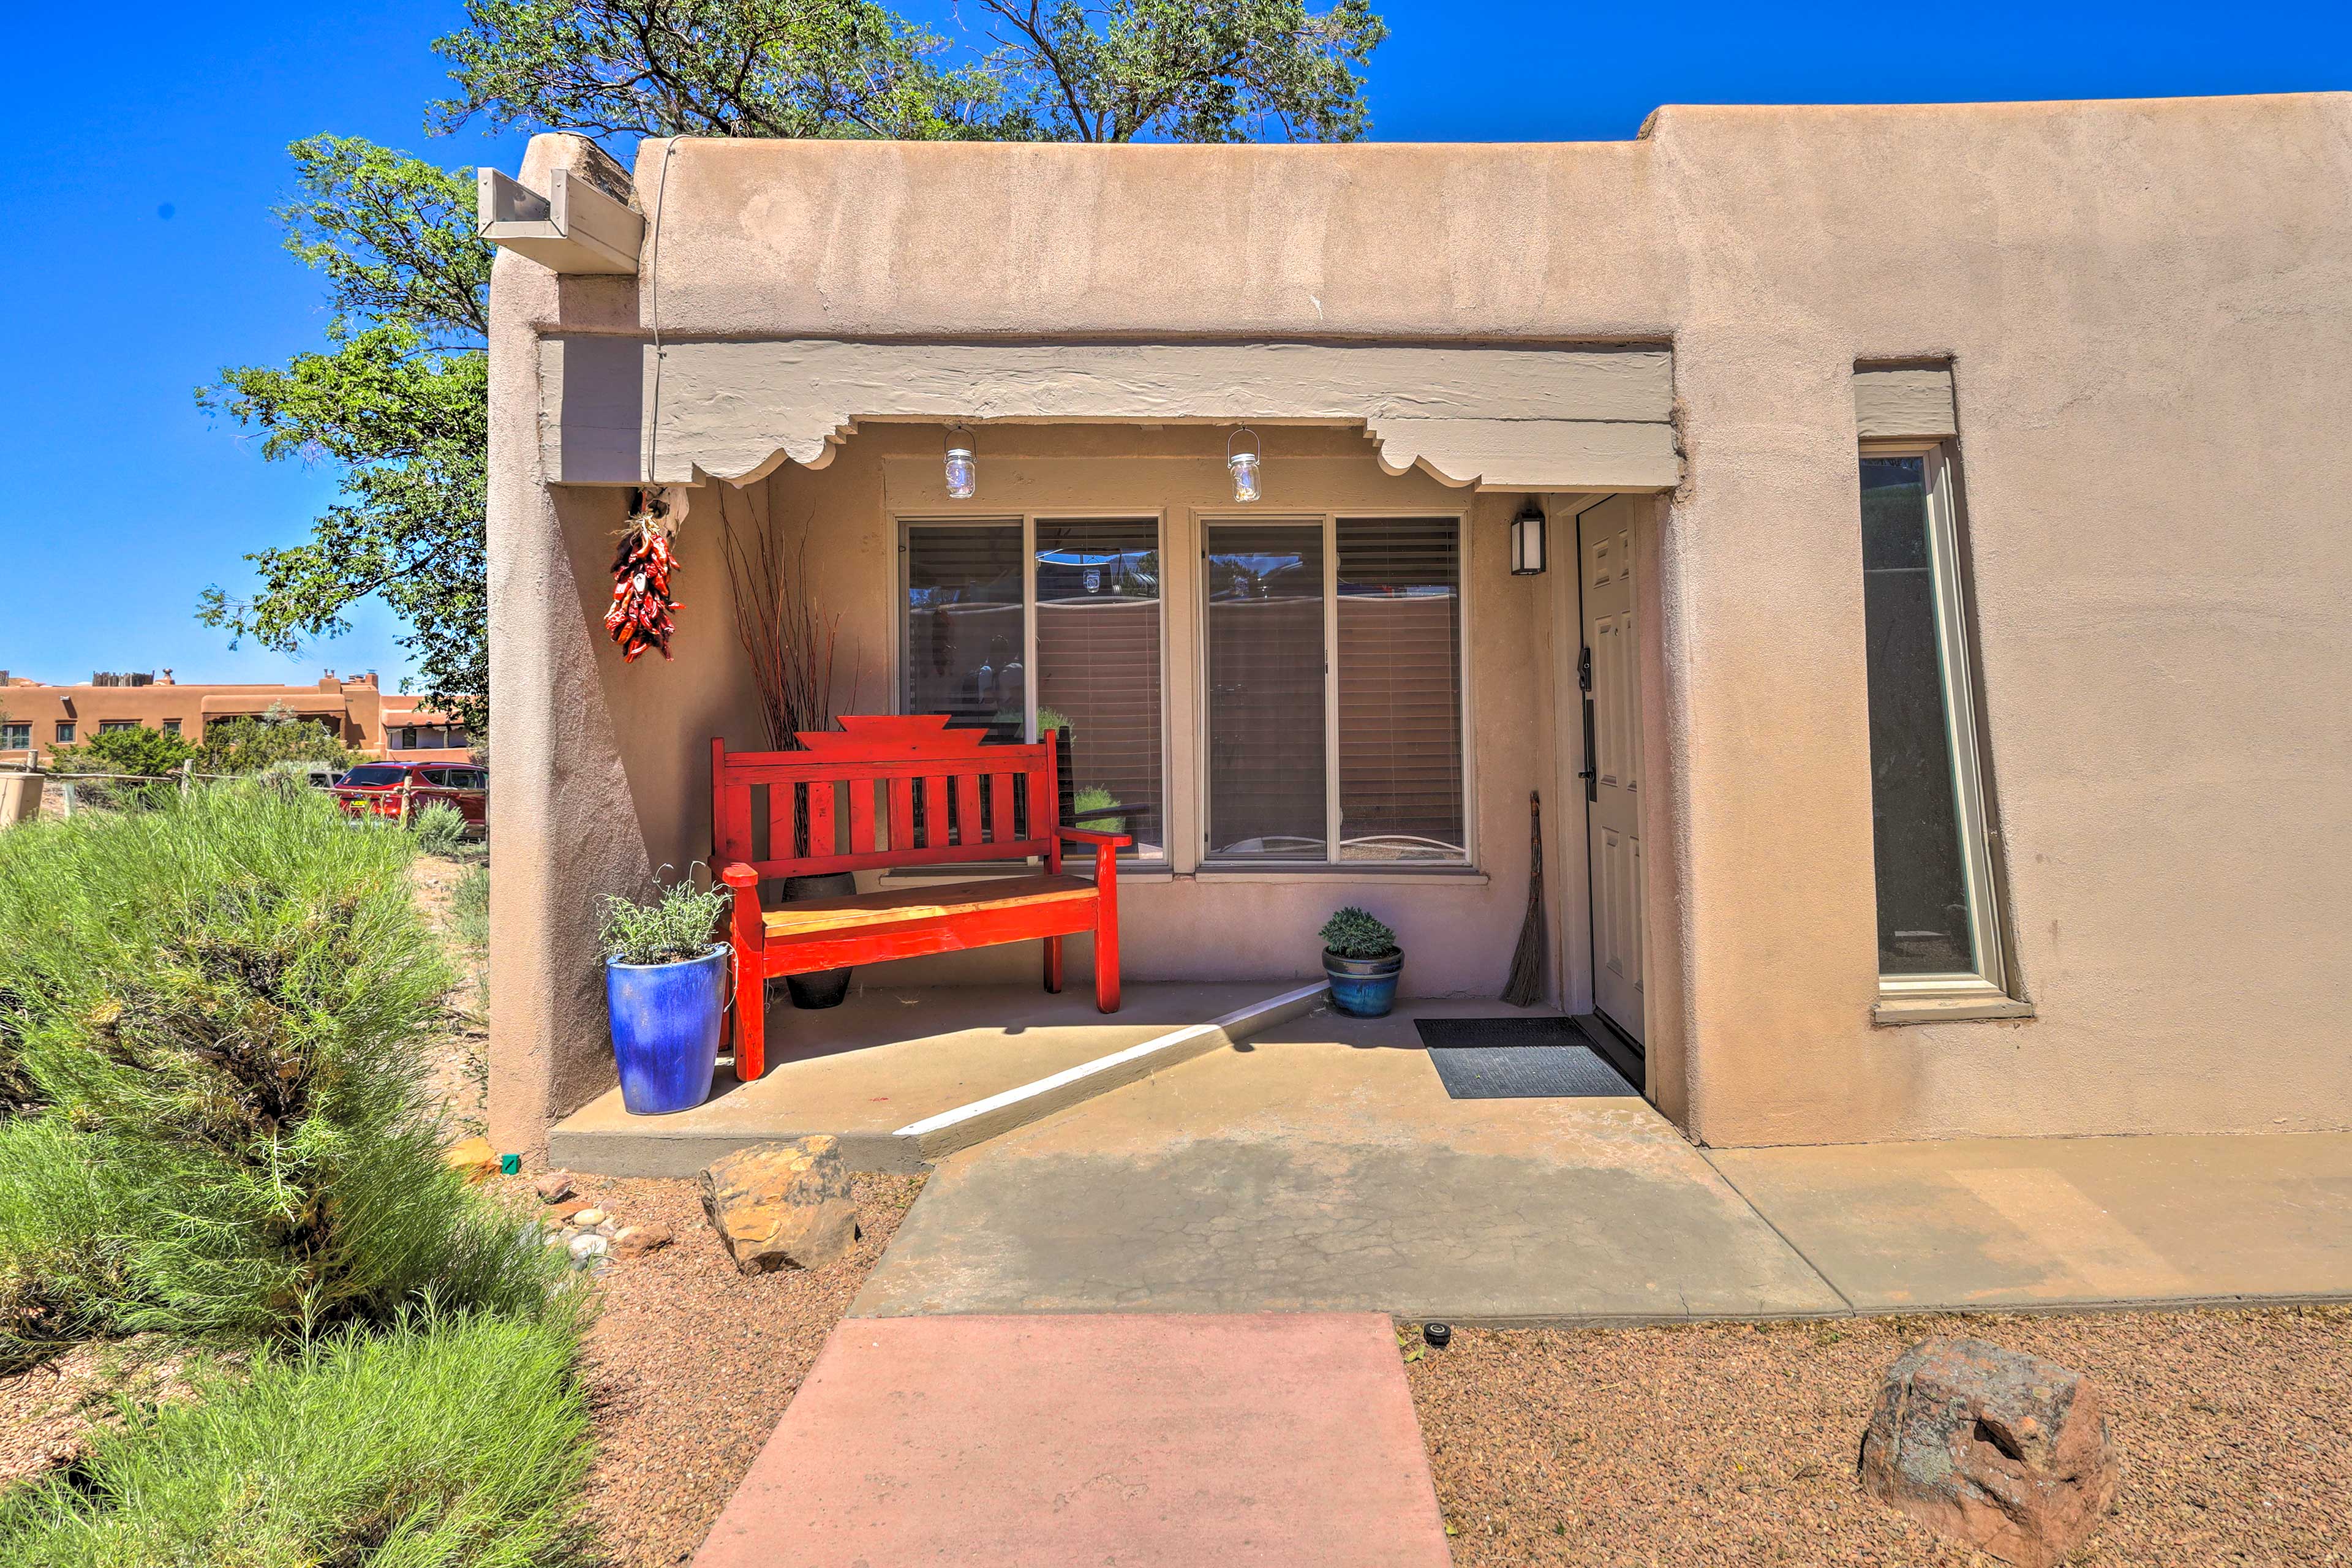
[494,260,1684,1153]
[521,419,1675,1139]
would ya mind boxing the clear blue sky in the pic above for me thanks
[3,1,2343,691]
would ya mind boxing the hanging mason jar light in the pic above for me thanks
[944,424,978,499]
[1227,427,1262,503]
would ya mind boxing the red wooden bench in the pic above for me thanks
[711,715,1131,1081]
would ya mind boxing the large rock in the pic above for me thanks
[700,1136,860,1274]
[1859,1337,2118,1567]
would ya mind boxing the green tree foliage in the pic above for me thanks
[971,0,1387,142]
[198,138,489,736]
[432,0,1013,140]
[430,0,1384,144]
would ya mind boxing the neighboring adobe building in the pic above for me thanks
[0,669,475,766]
[478,92,2352,1155]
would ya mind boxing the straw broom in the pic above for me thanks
[1502,791,1547,1006]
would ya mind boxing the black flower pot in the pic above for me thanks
[778,872,856,1008]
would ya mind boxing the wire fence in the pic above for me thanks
[1,763,461,829]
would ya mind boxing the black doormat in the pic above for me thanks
[1414,1017,1638,1100]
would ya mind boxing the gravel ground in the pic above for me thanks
[0,1336,200,1490]
[1408,1306,2352,1566]
[513,1168,927,1568]
[410,851,489,1137]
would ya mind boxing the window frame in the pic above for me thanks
[894,510,1172,863]
[55,723,75,744]
[1195,507,1476,872]
[1859,439,2011,1005]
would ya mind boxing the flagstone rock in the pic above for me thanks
[700,1136,859,1274]
[534,1170,576,1204]
[1859,1337,2117,1567]
[613,1223,674,1260]
[440,1135,497,1185]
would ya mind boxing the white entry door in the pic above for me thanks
[1581,504,1645,1044]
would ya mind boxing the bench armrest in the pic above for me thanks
[1053,826,1133,848]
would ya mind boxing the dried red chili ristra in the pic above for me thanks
[608,514,682,662]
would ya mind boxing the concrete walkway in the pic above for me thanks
[1705,1129,2352,1312]
[854,1001,1845,1322]
[854,1000,2352,1322]
[550,981,1303,1175]
[692,1312,1450,1568]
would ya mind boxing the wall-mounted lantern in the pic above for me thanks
[944,425,978,499]
[1227,428,1262,503]
[1510,500,1549,576]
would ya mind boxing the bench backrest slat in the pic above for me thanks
[712,715,1059,880]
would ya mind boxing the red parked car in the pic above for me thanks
[334,761,489,834]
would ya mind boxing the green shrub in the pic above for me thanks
[0,786,562,1370]
[194,706,361,777]
[0,1311,594,1568]
[1319,905,1399,960]
[48,725,195,779]
[600,867,730,966]
[47,727,194,812]
[1072,784,1126,835]
[414,799,468,854]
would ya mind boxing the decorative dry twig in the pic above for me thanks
[716,486,860,751]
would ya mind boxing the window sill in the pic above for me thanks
[1871,993,2037,1027]
[1194,865,1489,887]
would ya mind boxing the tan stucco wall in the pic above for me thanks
[491,94,2352,1149]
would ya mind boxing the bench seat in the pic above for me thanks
[714,717,1129,1081]
[761,875,1099,940]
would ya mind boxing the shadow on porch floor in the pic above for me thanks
[547,981,1319,1177]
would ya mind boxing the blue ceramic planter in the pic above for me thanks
[607,945,728,1115]
[1324,949,1403,1019]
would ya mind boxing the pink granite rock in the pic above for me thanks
[1859,1336,2117,1567]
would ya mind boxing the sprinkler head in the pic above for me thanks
[1423,1322,1453,1349]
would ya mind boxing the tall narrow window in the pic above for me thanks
[1205,523,1327,859]
[1858,447,2007,995]
[1035,519,1164,860]
[1338,519,1464,861]
[1205,516,1468,865]
[903,522,1025,737]
[902,518,1166,860]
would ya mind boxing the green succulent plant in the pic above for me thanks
[1319,905,1398,960]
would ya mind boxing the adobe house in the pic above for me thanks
[480,93,2352,1158]
[0,669,475,766]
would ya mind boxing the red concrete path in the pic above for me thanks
[692,1312,1453,1567]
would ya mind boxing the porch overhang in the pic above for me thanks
[537,336,1681,493]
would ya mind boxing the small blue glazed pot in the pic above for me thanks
[606,944,728,1115]
[1324,949,1403,1019]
